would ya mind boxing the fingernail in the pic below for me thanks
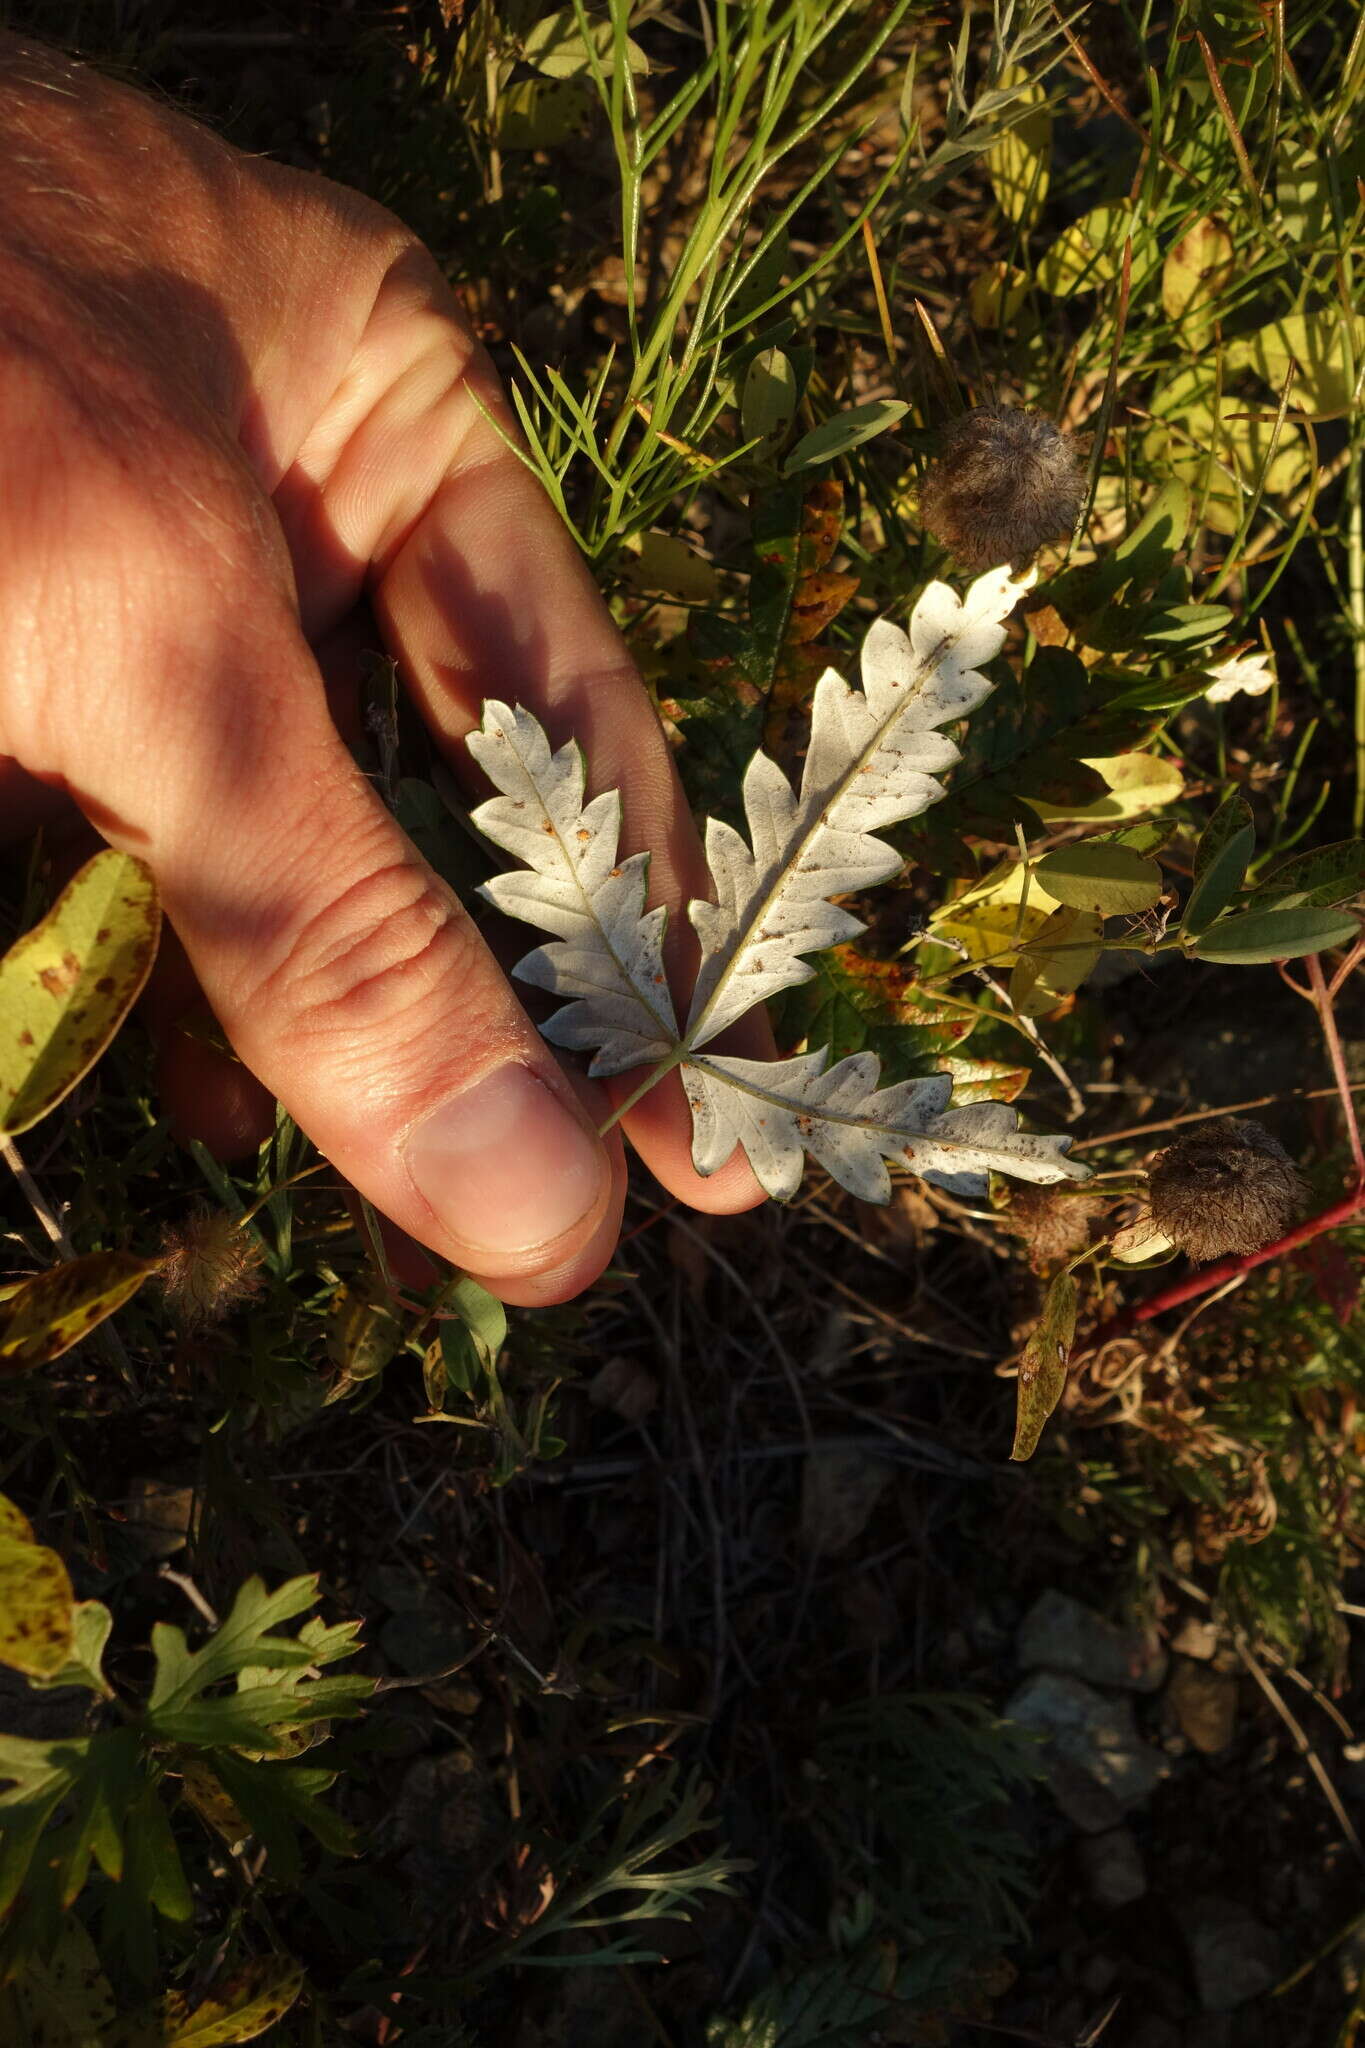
[403,1064,608,1261]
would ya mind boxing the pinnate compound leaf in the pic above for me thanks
[107,1958,305,2048]
[0,851,160,1136]
[0,1250,161,1374]
[1012,1270,1078,1462]
[469,569,1092,1204]
[0,1493,74,1678]
[468,703,680,1078]
[688,567,1034,1046]
[682,1053,1082,1204]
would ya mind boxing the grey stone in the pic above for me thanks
[1184,1896,1281,2012]
[1018,1589,1168,1692]
[1078,1826,1147,1909]
[1166,1659,1238,1755]
[1007,1671,1169,1822]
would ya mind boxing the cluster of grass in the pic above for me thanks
[5,0,1365,2043]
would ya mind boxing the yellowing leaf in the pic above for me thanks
[1012,1269,1077,1460]
[986,71,1051,225]
[741,347,798,446]
[1161,216,1235,347]
[1036,206,1156,298]
[1145,367,1312,535]
[970,261,1029,329]
[0,1250,160,1374]
[108,1959,305,2048]
[934,895,1053,972]
[494,76,593,149]
[521,7,648,77]
[1009,907,1103,1018]
[324,1284,402,1404]
[620,532,719,604]
[0,851,160,1135]
[1225,310,1365,418]
[1030,752,1184,823]
[0,1492,75,1678]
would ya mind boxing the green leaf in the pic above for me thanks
[741,347,797,447]
[521,8,648,78]
[9,1914,116,2047]
[29,1600,113,1697]
[323,1283,402,1405]
[1182,793,1255,936]
[147,1575,319,1725]
[0,851,160,1135]
[494,77,594,149]
[619,532,718,603]
[1029,751,1185,824]
[1251,838,1365,910]
[985,69,1050,226]
[1108,478,1192,593]
[210,1753,355,1882]
[783,400,907,475]
[1009,908,1103,1018]
[0,1494,75,1678]
[0,1726,140,1921]
[1011,1270,1078,1461]
[1035,844,1164,917]
[0,1251,160,1374]
[107,1958,305,2047]
[1190,905,1360,964]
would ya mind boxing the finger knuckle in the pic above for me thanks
[245,852,499,1090]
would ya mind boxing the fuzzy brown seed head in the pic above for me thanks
[918,404,1085,570]
[158,1208,264,1327]
[1002,1183,1107,1273]
[1148,1119,1307,1264]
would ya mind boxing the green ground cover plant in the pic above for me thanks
[7,0,1365,2041]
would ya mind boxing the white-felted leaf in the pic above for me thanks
[683,1050,1084,1204]
[467,702,679,1077]
[685,565,1033,1047]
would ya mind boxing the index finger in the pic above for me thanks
[285,243,770,1212]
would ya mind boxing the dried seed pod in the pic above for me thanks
[918,404,1085,570]
[1002,1182,1107,1273]
[158,1207,265,1326]
[1148,1119,1306,1264]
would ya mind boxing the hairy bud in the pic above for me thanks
[918,405,1085,569]
[158,1208,265,1327]
[1148,1119,1306,1264]
[1002,1183,1107,1274]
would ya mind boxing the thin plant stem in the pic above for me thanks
[1307,951,1365,1188]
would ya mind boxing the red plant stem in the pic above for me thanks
[1082,1185,1365,1356]
[1308,951,1365,1190]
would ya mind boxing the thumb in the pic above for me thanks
[66,622,624,1305]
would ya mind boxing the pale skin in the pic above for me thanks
[0,37,768,1307]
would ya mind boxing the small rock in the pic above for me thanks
[1078,1826,1147,1909]
[1018,1589,1168,1692]
[1169,1614,1220,1661]
[1184,1895,1281,2012]
[1166,1659,1238,1755]
[1007,1672,1169,1825]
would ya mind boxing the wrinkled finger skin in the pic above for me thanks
[0,36,770,1303]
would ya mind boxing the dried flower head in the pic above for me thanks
[1002,1183,1107,1273]
[1148,1119,1306,1264]
[918,405,1085,570]
[158,1208,264,1327]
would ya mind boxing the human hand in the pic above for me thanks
[0,38,766,1305]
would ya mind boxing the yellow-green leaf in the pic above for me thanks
[0,850,160,1136]
[108,1959,305,2048]
[1161,216,1235,347]
[0,1492,75,1678]
[986,71,1051,225]
[1224,310,1365,418]
[619,532,719,604]
[1036,843,1164,917]
[969,261,1029,329]
[1012,1269,1078,1461]
[1009,907,1103,1018]
[1030,752,1185,823]
[521,7,648,77]
[1036,205,1156,298]
[494,76,594,148]
[0,1250,160,1374]
[324,1284,402,1404]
